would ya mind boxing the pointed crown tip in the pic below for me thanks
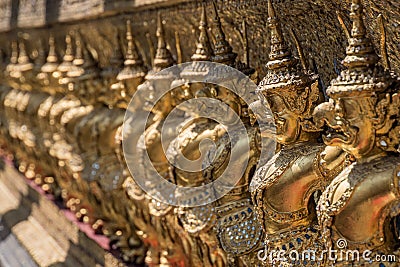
[267,0,276,19]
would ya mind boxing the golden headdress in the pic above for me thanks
[257,0,321,119]
[116,20,147,82]
[326,0,400,152]
[57,34,74,74]
[179,3,214,80]
[40,35,59,73]
[327,0,396,97]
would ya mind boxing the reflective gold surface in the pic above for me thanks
[249,1,349,266]
[0,0,399,266]
[314,0,400,266]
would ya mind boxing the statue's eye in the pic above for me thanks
[334,101,344,117]
[266,98,274,109]
[341,99,360,120]
[267,95,285,114]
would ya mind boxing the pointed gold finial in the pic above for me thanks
[336,11,351,40]
[242,20,249,67]
[66,32,84,78]
[10,41,18,64]
[265,0,295,70]
[63,34,74,63]
[153,13,174,70]
[342,0,378,69]
[211,1,237,65]
[16,40,33,72]
[41,35,59,73]
[6,41,18,74]
[57,34,74,73]
[125,19,143,67]
[327,0,394,97]
[180,3,214,79]
[125,19,133,57]
[47,35,58,64]
[17,41,30,65]
[68,33,98,79]
[72,33,84,66]
[377,14,390,71]
[257,0,320,117]
[116,20,147,81]
[289,28,307,72]
[191,3,213,61]
[267,0,275,18]
[175,31,182,64]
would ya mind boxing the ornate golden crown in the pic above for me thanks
[40,36,59,74]
[152,13,175,72]
[57,34,75,74]
[257,0,321,120]
[325,0,400,152]
[144,13,175,82]
[116,20,147,82]
[179,4,213,80]
[326,0,396,98]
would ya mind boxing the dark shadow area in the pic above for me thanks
[45,0,61,25]
[0,183,39,241]
[10,0,19,29]
[104,0,141,14]
[0,160,5,172]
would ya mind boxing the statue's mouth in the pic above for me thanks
[323,120,357,146]
[275,117,285,134]
[325,127,348,143]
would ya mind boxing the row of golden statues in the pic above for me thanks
[0,0,399,266]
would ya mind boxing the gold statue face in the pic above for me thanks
[320,96,377,159]
[265,94,300,144]
[170,83,193,106]
[109,83,129,108]
[69,81,96,105]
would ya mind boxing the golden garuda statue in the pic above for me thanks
[1,0,400,266]
[249,0,349,266]
[313,0,400,266]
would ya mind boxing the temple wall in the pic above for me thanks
[0,0,398,86]
[0,1,400,266]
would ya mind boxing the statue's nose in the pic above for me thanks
[312,101,335,129]
[334,100,344,118]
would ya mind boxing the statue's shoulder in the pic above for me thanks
[250,143,323,193]
[319,156,400,216]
